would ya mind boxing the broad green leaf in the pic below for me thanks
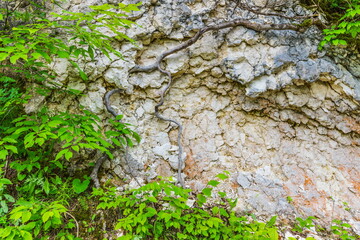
[0,149,9,160]
[57,51,70,58]
[65,150,73,160]
[202,187,212,196]
[72,178,90,194]
[71,145,80,152]
[216,173,229,180]
[3,137,17,143]
[4,145,18,154]
[43,179,50,194]
[48,120,63,127]
[0,52,9,61]
[35,138,45,146]
[22,211,32,223]
[55,149,69,160]
[10,55,20,64]
[207,180,220,187]
[0,178,12,185]
[0,201,8,213]
[42,211,54,223]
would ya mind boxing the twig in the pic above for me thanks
[65,212,79,238]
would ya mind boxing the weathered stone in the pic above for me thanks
[42,0,360,234]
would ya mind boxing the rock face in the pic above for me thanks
[43,0,360,231]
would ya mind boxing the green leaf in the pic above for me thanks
[35,138,45,146]
[65,150,73,160]
[212,206,219,215]
[89,4,113,11]
[0,178,12,185]
[207,180,220,187]
[48,120,63,127]
[4,145,17,154]
[0,149,9,160]
[55,149,69,160]
[216,173,229,180]
[3,137,17,143]
[57,51,70,58]
[202,187,212,196]
[22,211,32,223]
[72,179,90,194]
[0,52,9,61]
[10,54,20,64]
[266,215,277,227]
[71,145,80,152]
[0,201,9,213]
[43,179,50,194]
[197,194,206,205]
[79,69,88,81]
[31,52,42,59]
[42,211,54,223]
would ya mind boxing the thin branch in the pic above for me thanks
[65,212,79,238]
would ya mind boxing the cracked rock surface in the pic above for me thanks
[35,0,360,231]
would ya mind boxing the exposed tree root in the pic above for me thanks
[90,155,108,189]
[91,89,140,189]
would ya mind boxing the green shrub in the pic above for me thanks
[0,1,140,239]
[94,173,279,240]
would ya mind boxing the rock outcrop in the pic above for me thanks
[38,0,360,232]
